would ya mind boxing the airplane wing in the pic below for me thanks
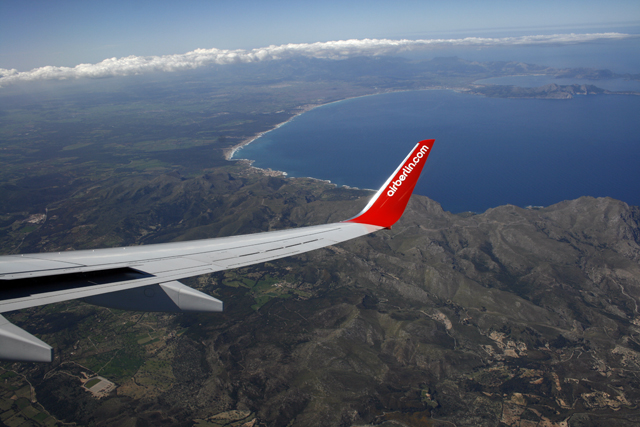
[0,139,434,362]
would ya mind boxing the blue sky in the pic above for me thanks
[1,0,639,71]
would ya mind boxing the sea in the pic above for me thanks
[234,34,640,213]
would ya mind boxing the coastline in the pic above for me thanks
[222,102,328,179]
[224,86,460,164]
[222,86,463,186]
[222,91,410,181]
[223,81,595,180]
[223,103,322,162]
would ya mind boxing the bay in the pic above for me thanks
[235,90,640,213]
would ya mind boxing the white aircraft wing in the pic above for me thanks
[0,140,434,362]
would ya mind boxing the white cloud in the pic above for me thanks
[0,33,633,87]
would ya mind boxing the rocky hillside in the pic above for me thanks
[5,171,640,427]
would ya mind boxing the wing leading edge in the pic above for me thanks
[0,139,434,362]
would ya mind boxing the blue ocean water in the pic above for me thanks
[235,90,640,213]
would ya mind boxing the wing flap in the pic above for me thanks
[83,281,223,313]
[130,257,214,275]
[0,255,85,278]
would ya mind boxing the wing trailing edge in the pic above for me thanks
[0,139,434,362]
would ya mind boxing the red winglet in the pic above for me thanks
[344,139,434,229]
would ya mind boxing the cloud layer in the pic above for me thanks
[0,33,633,87]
